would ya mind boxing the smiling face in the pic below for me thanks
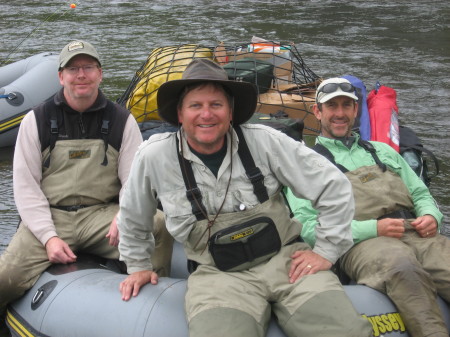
[58,54,102,110]
[177,82,233,154]
[313,96,358,138]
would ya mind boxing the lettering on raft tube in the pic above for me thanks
[362,312,406,337]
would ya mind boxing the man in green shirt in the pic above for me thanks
[285,77,450,337]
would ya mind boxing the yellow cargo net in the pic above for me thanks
[118,41,322,136]
[125,44,213,122]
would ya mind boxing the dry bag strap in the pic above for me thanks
[234,126,269,203]
[176,136,208,221]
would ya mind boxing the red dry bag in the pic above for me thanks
[367,85,400,152]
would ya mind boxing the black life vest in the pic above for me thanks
[33,93,130,168]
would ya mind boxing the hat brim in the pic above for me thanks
[157,78,258,126]
[317,91,358,104]
[59,52,101,70]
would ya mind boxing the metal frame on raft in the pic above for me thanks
[117,42,322,141]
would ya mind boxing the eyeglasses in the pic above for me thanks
[64,64,99,75]
[317,82,355,95]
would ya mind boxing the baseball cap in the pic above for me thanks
[315,77,358,103]
[59,40,101,70]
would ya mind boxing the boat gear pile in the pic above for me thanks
[117,39,322,136]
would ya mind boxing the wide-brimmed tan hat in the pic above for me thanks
[157,58,258,126]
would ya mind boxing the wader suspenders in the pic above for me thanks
[357,139,387,172]
[312,143,348,173]
[313,139,415,220]
[234,126,269,203]
[176,135,208,222]
[312,139,386,173]
[43,102,114,168]
[176,126,269,221]
[100,101,114,166]
[43,108,59,168]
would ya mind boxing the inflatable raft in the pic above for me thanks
[6,242,450,337]
[0,52,62,148]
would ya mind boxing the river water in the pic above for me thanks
[1,1,449,252]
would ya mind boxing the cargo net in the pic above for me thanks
[117,41,322,136]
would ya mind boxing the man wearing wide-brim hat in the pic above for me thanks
[117,58,372,336]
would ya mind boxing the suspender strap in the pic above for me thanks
[358,139,387,172]
[176,127,270,220]
[43,108,59,168]
[234,126,269,204]
[176,135,208,221]
[100,101,114,166]
[312,143,348,173]
[313,140,387,173]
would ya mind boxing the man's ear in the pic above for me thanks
[177,108,183,124]
[58,71,64,86]
[353,102,359,118]
[312,103,321,120]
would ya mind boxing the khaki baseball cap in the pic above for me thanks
[59,40,101,70]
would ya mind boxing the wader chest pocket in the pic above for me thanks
[208,216,281,272]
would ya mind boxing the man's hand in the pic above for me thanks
[45,236,77,264]
[410,215,438,238]
[106,215,120,246]
[377,218,405,238]
[119,270,159,301]
[289,250,332,283]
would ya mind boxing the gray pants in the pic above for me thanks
[0,205,173,315]
[340,229,450,337]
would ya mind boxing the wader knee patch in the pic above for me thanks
[280,290,372,337]
[189,307,266,337]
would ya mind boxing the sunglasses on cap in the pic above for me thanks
[317,82,355,95]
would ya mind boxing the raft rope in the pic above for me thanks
[1,3,78,66]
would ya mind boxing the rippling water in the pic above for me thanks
[1,1,449,252]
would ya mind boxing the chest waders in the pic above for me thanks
[316,142,450,337]
[178,126,301,272]
[314,140,415,221]
[41,139,120,207]
[36,99,122,208]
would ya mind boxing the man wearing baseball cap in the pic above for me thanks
[0,40,173,333]
[285,77,450,337]
[58,40,102,70]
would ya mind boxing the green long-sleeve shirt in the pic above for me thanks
[285,133,443,248]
